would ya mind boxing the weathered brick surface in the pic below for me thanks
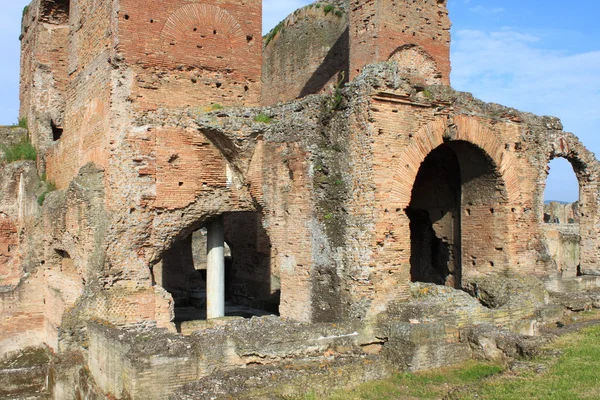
[349,0,451,82]
[261,3,348,105]
[119,0,262,109]
[5,1,600,396]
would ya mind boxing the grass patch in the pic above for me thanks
[254,113,273,123]
[264,20,285,46]
[1,136,37,162]
[296,323,600,400]
[210,103,224,110]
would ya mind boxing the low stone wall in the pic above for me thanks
[82,277,552,399]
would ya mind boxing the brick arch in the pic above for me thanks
[160,3,245,67]
[540,132,600,274]
[388,44,442,85]
[392,115,518,207]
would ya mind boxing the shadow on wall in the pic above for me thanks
[299,27,349,98]
[407,140,509,289]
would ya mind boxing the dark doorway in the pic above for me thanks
[407,140,507,288]
[407,144,461,287]
[155,211,277,329]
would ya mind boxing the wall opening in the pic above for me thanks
[40,0,70,24]
[154,211,277,330]
[542,157,581,277]
[51,120,63,141]
[544,158,580,224]
[407,140,508,289]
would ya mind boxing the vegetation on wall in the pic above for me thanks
[37,175,57,206]
[263,3,345,47]
[1,136,37,163]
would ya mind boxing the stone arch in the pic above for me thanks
[395,116,516,283]
[539,133,600,275]
[393,115,518,207]
[388,45,443,85]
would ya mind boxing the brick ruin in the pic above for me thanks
[2,0,600,398]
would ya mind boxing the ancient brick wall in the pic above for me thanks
[331,65,600,318]
[261,4,348,105]
[118,0,262,110]
[20,0,70,157]
[349,0,451,83]
[44,0,114,188]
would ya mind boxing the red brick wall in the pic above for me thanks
[349,0,451,83]
[20,0,70,155]
[118,0,262,109]
[45,0,113,188]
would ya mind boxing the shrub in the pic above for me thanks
[1,137,37,163]
[323,5,335,14]
[17,117,27,129]
[254,113,273,123]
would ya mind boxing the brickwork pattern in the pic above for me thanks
[349,0,451,82]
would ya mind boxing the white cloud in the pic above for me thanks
[451,28,600,201]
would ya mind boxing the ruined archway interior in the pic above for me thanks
[407,140,508,289]
[543,157,581,277]
[153,211,278,329]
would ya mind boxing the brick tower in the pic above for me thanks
[21,0,262,188]
[349,0,451,84]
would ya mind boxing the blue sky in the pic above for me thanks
[2,1,598,202]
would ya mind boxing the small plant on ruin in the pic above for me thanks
[211,103,224,110]
[1,136,37,163]
[17,117,28,129]
[422,89,434,99]
[328,71,346,111]
[264,21,285,46]
[323,5,335,15]
[254,113,273,123]
[37,180,57,206]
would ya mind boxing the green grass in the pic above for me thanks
[296,324,600,400]
[254,113,273,123]
[1,136,37,162]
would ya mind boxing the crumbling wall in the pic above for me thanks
[43,0,113,188]
[545,201,579,224]
[20,0,70,160]
[0,153,44,356]
[261,2,348,105]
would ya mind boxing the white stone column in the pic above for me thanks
[206,216,225,319]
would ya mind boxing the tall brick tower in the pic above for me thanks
[349,0,451,84]
[21,0,262,188]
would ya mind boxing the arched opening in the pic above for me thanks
[544,158,580,223]
[407,140,508,288]
[542,157,581,277]
[388,45,443,85]
[153,211,278,331]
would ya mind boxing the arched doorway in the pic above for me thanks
[153,210,278,331]
[407,140,509,288]
[542,157,582,277]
